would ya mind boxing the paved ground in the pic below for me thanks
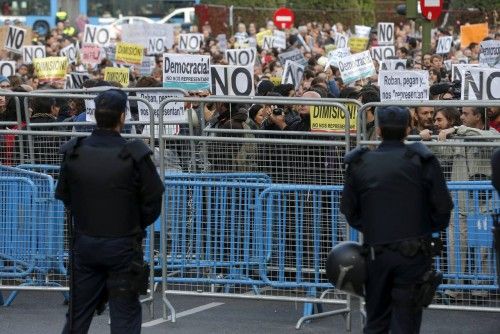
[1,290,500,333]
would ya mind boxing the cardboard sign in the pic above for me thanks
[461,68,500,100]
[225,48,256,66]
[355,25,371,38]
[22,45,45,64]
[335,33,349,49]
[338,51,375,84]
[310,102,358,133]
[479,40,500,68]
[163,53,211,90]
[85,95,132,122]
[348,37,369,53]
[33,57,68,81]
[452,63,480,82]
[379,70,429,101]
[84,24,111,46]
[64,72,90,89]
[377,22,394,45]
[122,23,174,49]
[278,48,307,66]
[210,65,254,96]
[104,67,130,87]
[281,60,304,90]
[147,37,166,55]
[436,36,453,54]
[60,44,78,64]
[273,30,287,49]
[137,91,187,137]
[115,42,144,65]
[380,59,407,71]
[256,29,273,47]
[460,23,488,47]
[0,61,16,77]
[4,25,26,53]
[370,46,395,62]
[179,33,203,53]
[327,47,351,68]
[80,44,101,64]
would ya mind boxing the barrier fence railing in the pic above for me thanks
[0,92,499,330]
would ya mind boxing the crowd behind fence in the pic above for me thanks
[0,91,499,329]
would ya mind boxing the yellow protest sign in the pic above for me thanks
[460,23,488,47]
[310,103,358,133]
[269,76,281,86]
[33,57,68,81]
[115,42,144,65]
[348,37,369,53]
[104,67,130,87]
[256,30,272,47]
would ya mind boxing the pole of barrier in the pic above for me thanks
[13,97,25,165]
[22,97,35,164]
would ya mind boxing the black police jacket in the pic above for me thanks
[55,129,165,237]
[340,140,453,245]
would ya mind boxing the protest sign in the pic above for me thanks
[324,44,336,54]
[460,23,488,47]
[22,45,45,64]
[461,67,500,100]
[479,40,500,68]
[278,49,307,66]
[104,67,130,87]
[380,59,406,71]
[84,24,111,46]
[102,45,116,62]
[355,25,371,38]
[348,37,369,53]
[225,48,256,66]
[327,47,351,68]
[0,61,16,77]
[33,57,68,81]
[115,42,144,65]
[256,30,273,46]
[179,33,203,53]
[217,34,228,52]
[444,60,452,72]
[211,65,254,96]
[310,102,358,133]
[80,44,101,64]
[452,63,480,82]
[4,25,26,53]
[263,36,275,50]
[296,34,311,52]
[338,50,375,84]
[85,96,132,122]
[335,33,349,49]
[378,70,429,101]
[436,36,453,54]
[137,92,185,137]
[370,46,395,62]
[65,72,90,89]
[282,60,304,90]
[377,22,394,45]
[273,30,287,49]
[147,37,167,55]
[60,44,78,64]
[139,56,156,76]
[163,53,211,90]
[122,23,174,49]
[458,57,469,64]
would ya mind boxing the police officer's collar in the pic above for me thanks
[92,128,122,137]
[378,140,405,150]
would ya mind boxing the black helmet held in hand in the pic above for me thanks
[325,241,366,298]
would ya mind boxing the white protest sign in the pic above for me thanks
[380,59,406,71]
[22,45,45,64]
[436,36,453,54]
[370,46,395,62]
[335,33,349,49]
[137,91,186,137]
[179,33,203,53]
[85,95,132,122]
[225,48,256,66]
[64,72,90,89]
[278,48,307,66]
[217,34,227,52]
[163,53,211,90]
[4,25,26,53]
[282,60,304,90]
[139,56,156,76]
[452,63,480,82]
[479,40,500,68]
[338,50,376,84]
[355,25,371,37]
[327,48,351,68]
[461,68,500,100]
[444,60,452,72]
[60,44,78,64]
[273,30,287,49]
[0,61,16,77]
[121,23,174,49]
[83,24,111,46]
[379,70,429,101]
[377,22,394,45]
[296,34,311,52]
[210,65,254,96]
[147,37,166,55]
[457,57,469,64]
[263,36,275,50]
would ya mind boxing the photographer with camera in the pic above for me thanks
[267,90,321,132]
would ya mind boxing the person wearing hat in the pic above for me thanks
[340,106,453,334]
[0,75,10,89]
[55,89,164,333]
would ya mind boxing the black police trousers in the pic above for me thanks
[62,234,142,334]
[364,248,430,334]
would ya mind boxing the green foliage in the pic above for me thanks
[450,0,499,11]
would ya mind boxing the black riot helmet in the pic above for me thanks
[325,241,366,298]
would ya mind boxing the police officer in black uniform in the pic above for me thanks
[340,106,453,334]
[55,89,164,333]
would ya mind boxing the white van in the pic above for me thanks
[157,7,195,25]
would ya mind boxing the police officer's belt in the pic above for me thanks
[368,238,439,257]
